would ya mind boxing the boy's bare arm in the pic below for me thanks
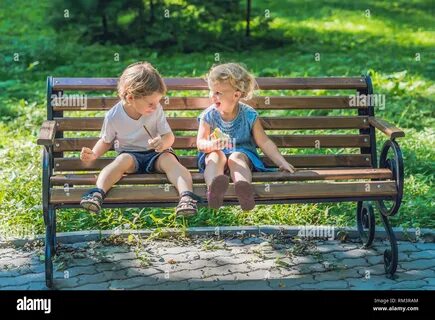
[80,138,112,161]
[160,131,175,151]
[252,119,295,172]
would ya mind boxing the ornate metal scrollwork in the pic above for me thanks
[377,139,404,217]
[356,201,375,247]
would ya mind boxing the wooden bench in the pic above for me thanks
[37,75,405,288]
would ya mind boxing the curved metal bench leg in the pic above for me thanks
[356,201,375,248]
[376,138,403,278]
[380,213,398,278]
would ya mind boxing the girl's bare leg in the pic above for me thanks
[228,152,255,211]
[227,152,252,183]
[203,150,227,187]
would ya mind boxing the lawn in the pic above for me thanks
[0,0,433,238]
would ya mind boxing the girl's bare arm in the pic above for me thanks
[252,119,295,172]
[196,119,220,153]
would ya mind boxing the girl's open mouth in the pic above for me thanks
[215,102,221,108]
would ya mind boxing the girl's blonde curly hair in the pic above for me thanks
[117,61,166,102]
[207,63,257,100]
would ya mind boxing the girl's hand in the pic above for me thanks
[200,138,232,153]
[80,147,97,162]
[148,135,163,152]
[201,140,218,153]
[279,162,295,173]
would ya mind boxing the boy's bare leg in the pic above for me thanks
[203,150,227,188]
[155,152,193,193]
[96,153,136,193]
[156,152,201,215]
[227,152,252,183]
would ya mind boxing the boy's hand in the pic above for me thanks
[80,147,97,162]
[148,135,163,152]
[279,162,295,173]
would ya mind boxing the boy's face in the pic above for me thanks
[127,92,162,115]
[209,81,241,113]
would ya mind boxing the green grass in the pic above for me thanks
[0,0,434,237]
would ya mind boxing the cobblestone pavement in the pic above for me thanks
[0,235,434,290]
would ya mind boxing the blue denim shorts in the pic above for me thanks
[120,149,179,174]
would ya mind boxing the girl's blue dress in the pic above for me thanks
[197,102,277,173]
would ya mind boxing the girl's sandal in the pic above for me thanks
[207,175,230,209]
[176,191,203,217]
[80,188,106,214]
[234,181,255,211]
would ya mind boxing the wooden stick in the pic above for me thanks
[143,125,154,139]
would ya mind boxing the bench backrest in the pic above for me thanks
[46,76,377,173]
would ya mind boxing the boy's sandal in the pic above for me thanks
[207,175,230,209]
[176,191,204,217]
[80,188,106,214]
[234,181,255,211]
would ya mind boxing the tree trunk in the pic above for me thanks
[102,13,108,41]
[246,0,251,38]
[150,0,155,24]
[137,0,145,30]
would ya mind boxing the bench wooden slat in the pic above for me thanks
[52,96,361,111]
[53,135,370,152]
[50,168,393,185]
[52,77,367,91]
[53,155,372,171]
[58,96,363,111]
[55,116,370,131]
[50,181,396,204]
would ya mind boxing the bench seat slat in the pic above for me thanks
[52,77,367,91]
[52,96,363,111]
[55,116,370,131]
[53,154,372,171]
[50,168,392,185]
[53,135,370,151]
[50,181,396,204]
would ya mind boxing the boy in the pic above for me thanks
[80,62,201,216]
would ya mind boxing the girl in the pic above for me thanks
[80,62,201,216]
[197,63,295,211]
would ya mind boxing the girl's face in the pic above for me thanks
[126,92,162,115]
[209,81,241,113]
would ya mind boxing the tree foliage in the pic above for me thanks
[49,0,273,52]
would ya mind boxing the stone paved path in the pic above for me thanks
[1,235,434,290]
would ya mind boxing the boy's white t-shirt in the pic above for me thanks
[100,101,172,152]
